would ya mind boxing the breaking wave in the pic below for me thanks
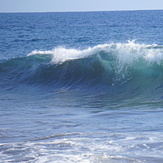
[0,41,163,99]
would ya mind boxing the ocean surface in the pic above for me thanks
[0,10,163,162]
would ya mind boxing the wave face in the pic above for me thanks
[1,41,163,98]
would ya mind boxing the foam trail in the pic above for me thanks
[28,41,163,64]
[28,50,54,55]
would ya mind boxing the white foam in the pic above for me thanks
[1,132,163,162]
[28,44,107,64]
[27,41,163,64]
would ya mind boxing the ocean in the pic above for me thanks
[0,10,163,162]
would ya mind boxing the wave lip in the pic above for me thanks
[28,41,163,65]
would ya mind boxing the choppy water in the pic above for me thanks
[1,10,163,162]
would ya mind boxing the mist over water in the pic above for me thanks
[1,11,163,162]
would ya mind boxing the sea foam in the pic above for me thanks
[28,41,163,65]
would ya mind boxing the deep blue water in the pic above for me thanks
[1,10,163,162]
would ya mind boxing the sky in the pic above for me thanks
[0,0,162,13]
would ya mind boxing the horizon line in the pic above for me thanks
[0,9,163,14]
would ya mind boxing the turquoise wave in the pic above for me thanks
[0,42,163,101]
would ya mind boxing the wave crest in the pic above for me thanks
[28,41,163,65]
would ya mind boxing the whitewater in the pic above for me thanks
[1,10,163,163]
[28,41,163,64]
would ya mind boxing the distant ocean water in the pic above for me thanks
[0,10,163,162]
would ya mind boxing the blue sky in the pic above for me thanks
[0,0,162,12]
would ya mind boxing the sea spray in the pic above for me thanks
[28,41,163,64]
